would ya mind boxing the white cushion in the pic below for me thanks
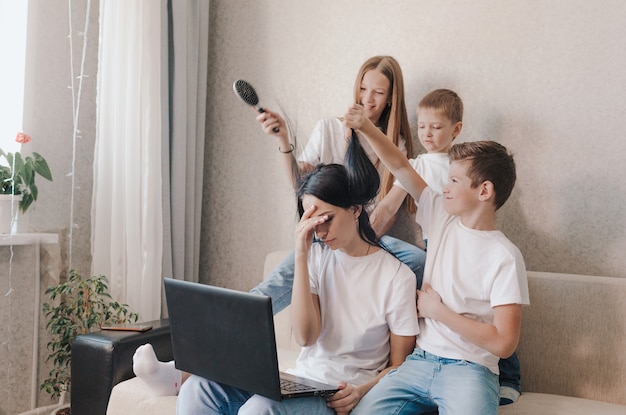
[498,392,626,414]
[106,377,177,415]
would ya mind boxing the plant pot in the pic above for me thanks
[49,391,70,414]
[50,404,70,415]
[0,194,22,234]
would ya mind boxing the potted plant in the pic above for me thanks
[41,270,139,414]
[0,133,53,214]
[1,133,53,233]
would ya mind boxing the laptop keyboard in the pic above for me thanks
[280,378,313,392]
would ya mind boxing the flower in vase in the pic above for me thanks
[0,132,53,213]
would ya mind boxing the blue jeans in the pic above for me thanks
[239,393,334,415]
[351,348,499,415]
[250,235,426,314]
[176,374,253,414]
[177,375,337,414]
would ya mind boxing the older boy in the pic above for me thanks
[344,106,529,415]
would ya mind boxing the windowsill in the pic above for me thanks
[0,232,59,246]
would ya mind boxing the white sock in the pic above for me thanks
[132,343,182,396]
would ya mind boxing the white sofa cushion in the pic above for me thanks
[107,377,177,415]
[498,392,626,414]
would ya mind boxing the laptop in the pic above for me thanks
[164,278,338,401]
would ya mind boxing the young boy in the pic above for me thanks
[344,106,529,414]
[371,88,522,405]
[371,88,462,252]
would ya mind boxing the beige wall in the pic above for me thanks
[18,1,626,295]
[201,0,626,290]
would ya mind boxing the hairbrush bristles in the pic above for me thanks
[233,79,260,107]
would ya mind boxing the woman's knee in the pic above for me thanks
[177,375,252,414]
[238,394,279,415]
[176,375,210,412]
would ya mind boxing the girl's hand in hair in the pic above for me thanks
[343,103,368,131]
[295,205,327,255]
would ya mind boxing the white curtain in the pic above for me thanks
[162,0,209,286]
[93,0,209,321]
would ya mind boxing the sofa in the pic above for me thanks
[71,251,626,415]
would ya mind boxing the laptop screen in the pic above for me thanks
[164,278,283,400]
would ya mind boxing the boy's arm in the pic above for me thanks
[344,104,428,201]
[418,283,522,358]
[370,185,407,237]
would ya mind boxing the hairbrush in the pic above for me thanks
[233,79,279,132]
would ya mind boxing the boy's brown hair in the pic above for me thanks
[418,89,464,124]
[449,141,516,209]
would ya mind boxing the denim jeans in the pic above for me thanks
[177,374,337,415]
[176,374,252,414]
[250,235,426,314]
[351,348,499,415]
[238,393,335,415]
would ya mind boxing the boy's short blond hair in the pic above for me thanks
[418,89,463,124]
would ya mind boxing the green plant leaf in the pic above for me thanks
[33,152,53,181]
[20,190,34,213]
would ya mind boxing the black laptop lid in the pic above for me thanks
[164,278,283,401]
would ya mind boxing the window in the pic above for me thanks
[0,0,29,154]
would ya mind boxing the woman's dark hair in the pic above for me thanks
[344,130,380,204]
[296,130,380,246]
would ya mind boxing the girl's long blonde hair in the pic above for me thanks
[353,56,416,214]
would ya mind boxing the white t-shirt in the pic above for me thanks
[394,152,450,239]
[298,117,408,191]
[394,153,449,196]
[415,188,530,375]
[287,243,420,386]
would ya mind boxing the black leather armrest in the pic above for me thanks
[70,319,172,415]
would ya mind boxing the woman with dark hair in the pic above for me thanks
[176,134,419,415]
